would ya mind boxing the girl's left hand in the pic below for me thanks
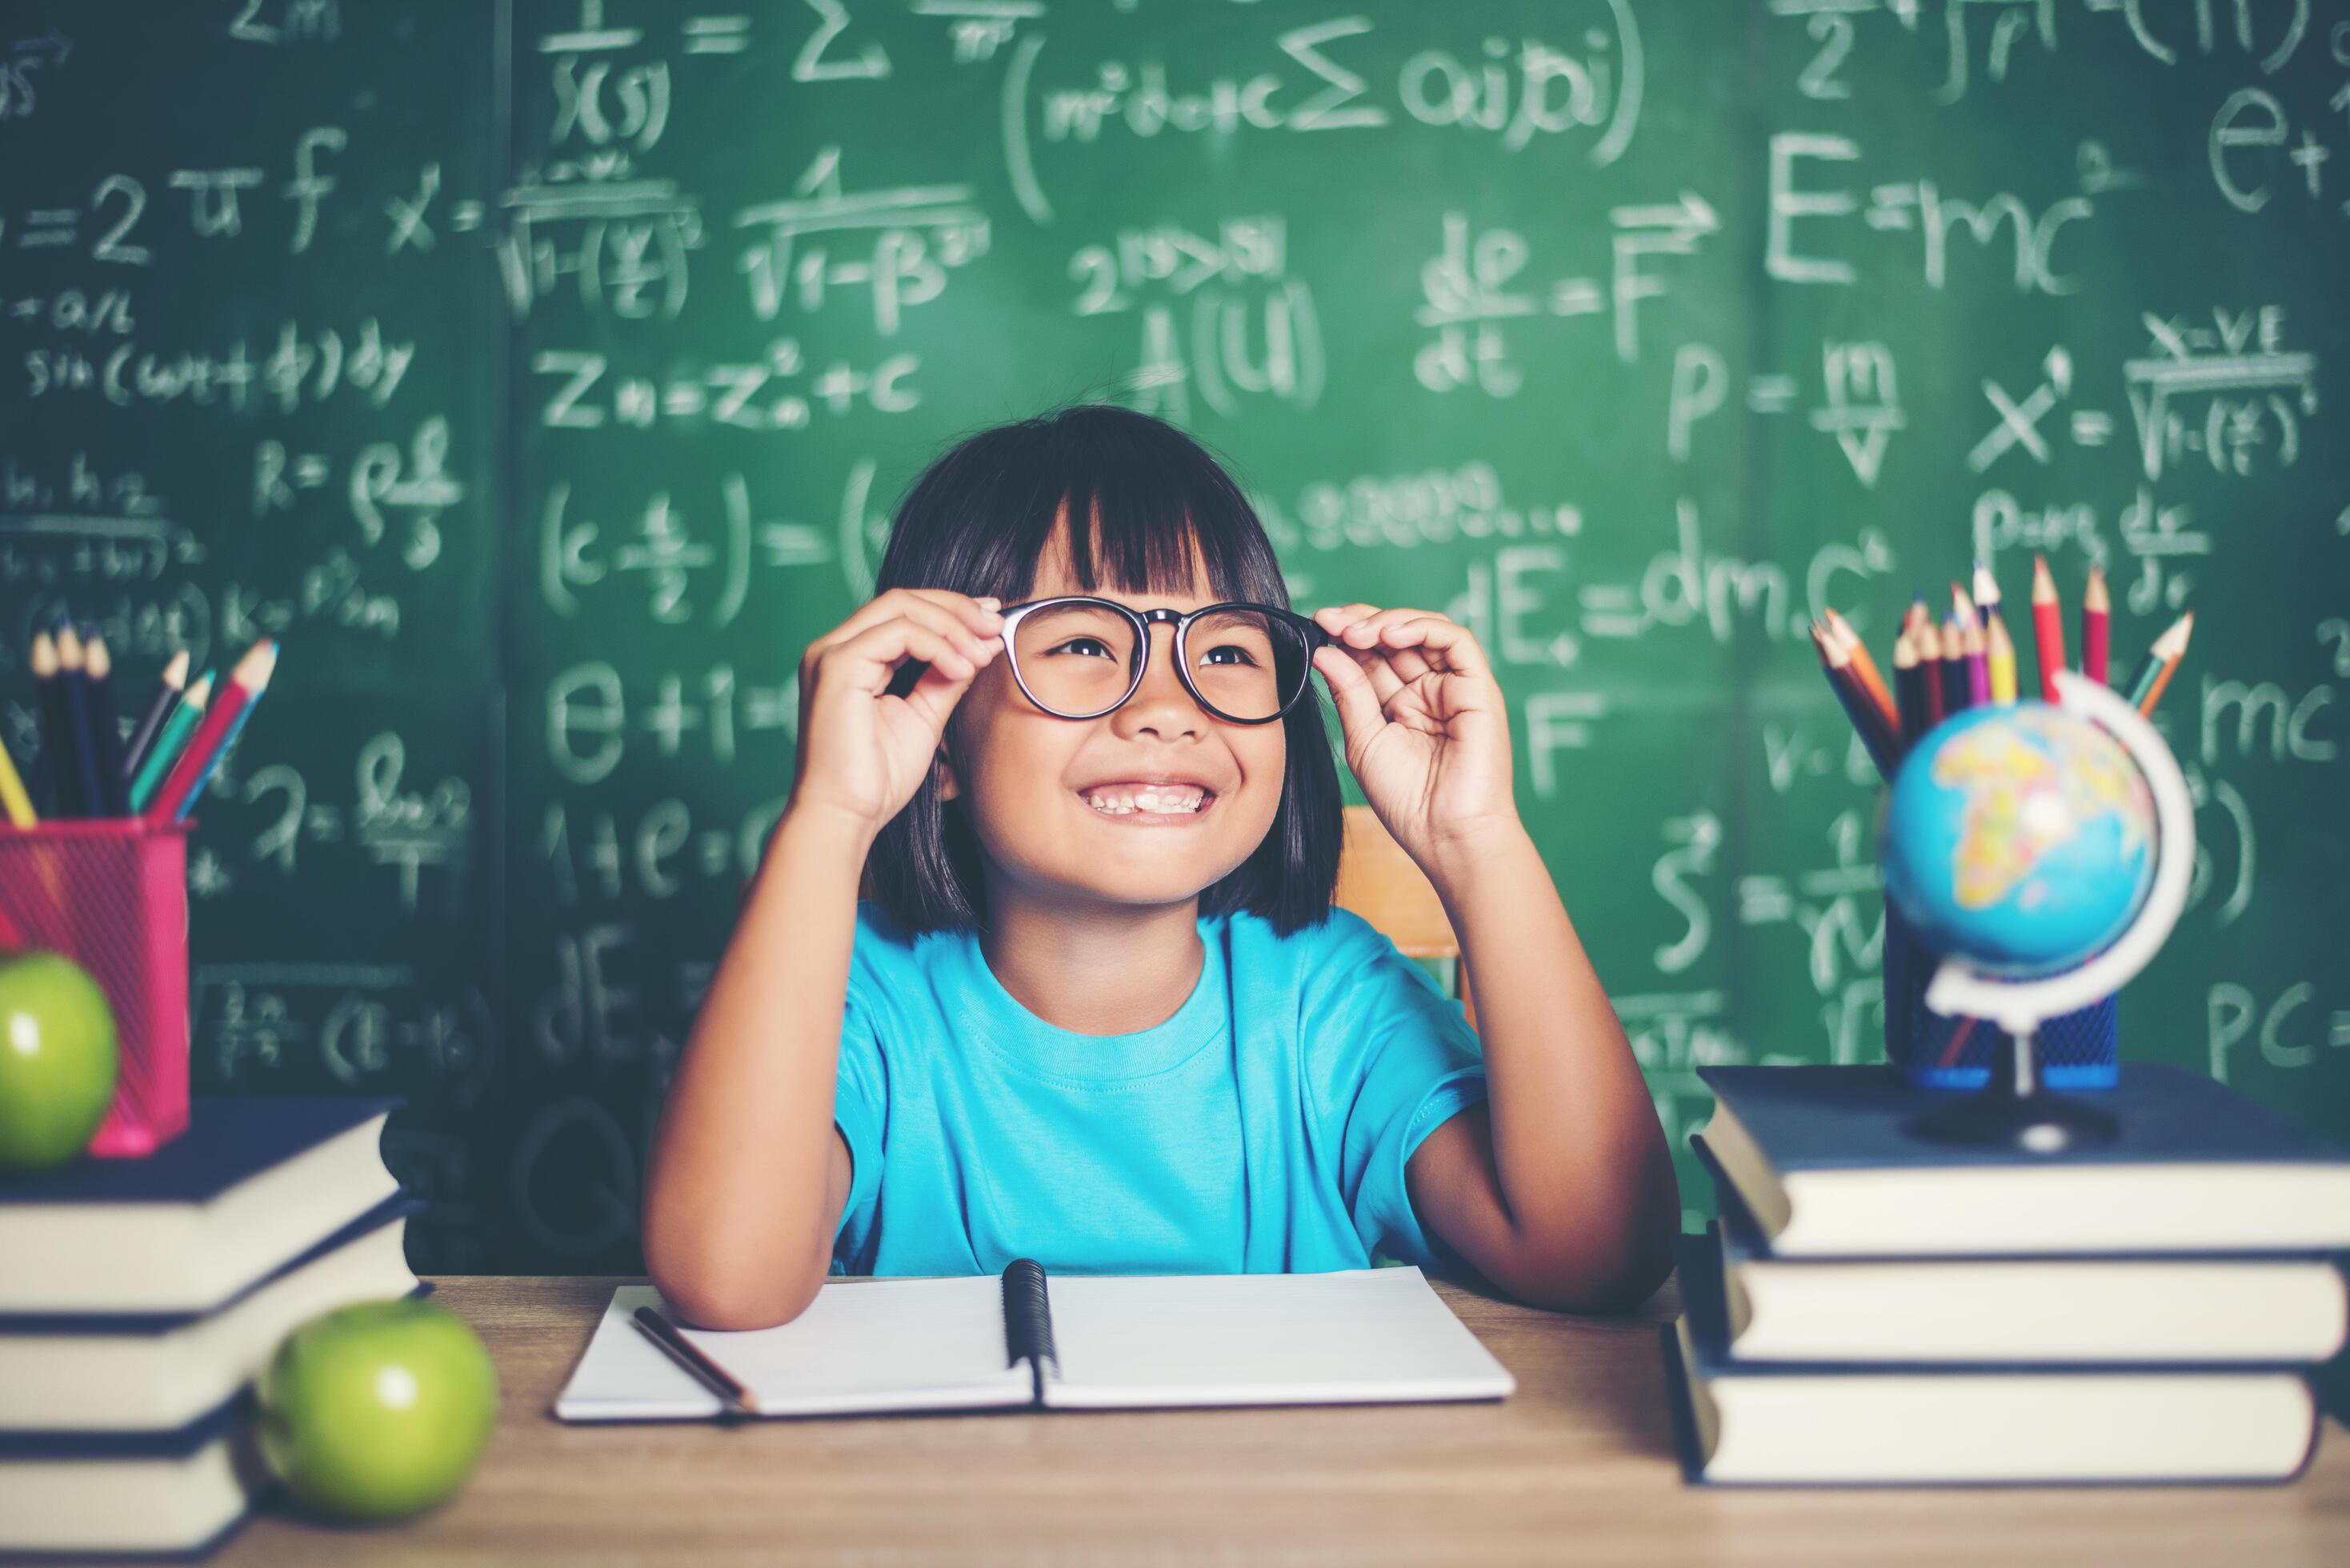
[1311,604,1519,878]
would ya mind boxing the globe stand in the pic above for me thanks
[1899,671,2193,1156]
[1907,1024,2119,1153]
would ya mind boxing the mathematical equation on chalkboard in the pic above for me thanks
[2,0,2343,1266]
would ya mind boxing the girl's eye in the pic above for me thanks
[1200,644,1261,667]
[1047,637,1119,660]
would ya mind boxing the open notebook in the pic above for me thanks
[555,1262,1515,1421]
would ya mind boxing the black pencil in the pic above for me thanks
[82,630,130,814]
[54,624,109,819]
[1892,629,1927,752]
[630,1306,761,1416]
[30,631,79,817]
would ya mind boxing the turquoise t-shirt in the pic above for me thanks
[828,899,1489,1278]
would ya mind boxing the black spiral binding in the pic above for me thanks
[999,1257,1057,1403]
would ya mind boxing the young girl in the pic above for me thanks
[643,405,1677,1329]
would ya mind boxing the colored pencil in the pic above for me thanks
[1972,558,2000,626]
[1952,583,1976,626]
[1822,609,1899,738]
[2082,563,2111,685]
[1962,616,1991,707]
[1941,612,1974,714]
[147,639,277,822]
[82,631,130,814]
[1811,623,1896,781]
[2128,610,2195,717]
[0,732,34,827]
[2031,554,2066,702]
[1985,610,2020,703]
[128,671,214,814]
[30,631,80,817]
[52,623,108,821]
[120,648,190,787]
[1892,629,1927,750]
[1914,615,1948,726]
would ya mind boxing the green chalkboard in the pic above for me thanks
[3,1,2344,1274]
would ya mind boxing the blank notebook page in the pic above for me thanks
[1039,1267,1515,1408]
[557,1279,1034,1419]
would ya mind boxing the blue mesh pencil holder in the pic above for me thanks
[1882,894,2117,1090]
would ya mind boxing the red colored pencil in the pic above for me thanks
[2082,563,2111,686]
[143,638,277,823]
[2031,554,2067,702]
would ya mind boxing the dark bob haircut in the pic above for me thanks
[860,403,1343,938]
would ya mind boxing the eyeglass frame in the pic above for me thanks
[991,595,1332,725]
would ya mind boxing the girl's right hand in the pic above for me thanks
[787,588,1006,841]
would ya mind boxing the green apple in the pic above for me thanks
[0,949,118,1170]
[258,1298,499,1522]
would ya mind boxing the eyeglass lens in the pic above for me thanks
[1009,601,1312,722]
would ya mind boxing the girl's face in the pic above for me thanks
[937,507,1289,914]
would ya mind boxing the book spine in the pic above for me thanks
[1001,1258,1056,1402]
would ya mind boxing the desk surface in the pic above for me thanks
[215,1272,2350,1565]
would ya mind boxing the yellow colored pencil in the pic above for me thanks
[1984,610,2019,704]
[0,734,35,826]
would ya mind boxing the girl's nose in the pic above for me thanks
[1114,625,1203,738]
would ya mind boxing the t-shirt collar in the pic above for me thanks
[945,914,1228,1083]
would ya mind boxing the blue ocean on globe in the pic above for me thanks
[1878,704,2156,978]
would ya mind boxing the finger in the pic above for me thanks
[1334,605,1439,644]
[1356,614,1491,683]
[1329,636,1411,710]
[1311,644,1387,739]
[894,654,981,736]
[1331,606,1427,673]
[811,598,1002,678]
[1313,602,1380,635]
[807,588,1005,665]
[1367,633,1435,686]
[820,618,987,698]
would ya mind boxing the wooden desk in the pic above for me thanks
[216,1273,2350,1564]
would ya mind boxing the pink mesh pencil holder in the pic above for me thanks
[0,820,192,1157]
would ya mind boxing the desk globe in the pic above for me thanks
[1876,672,2196,1151]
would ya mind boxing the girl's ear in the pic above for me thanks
[933,743,961,802]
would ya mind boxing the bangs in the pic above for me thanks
[883,404,1290,610]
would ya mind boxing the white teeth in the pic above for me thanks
[1082,786,1207,815]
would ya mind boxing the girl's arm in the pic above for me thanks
[640,807,869,1330]
[643,586,1007,1330]
[1407,824,1680,1313]
[1311,604,1679,1314]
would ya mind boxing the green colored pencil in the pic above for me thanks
[128,670,213,814]
[2123,611,2193,714]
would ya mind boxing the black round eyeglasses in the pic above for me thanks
[991,596,1331,725]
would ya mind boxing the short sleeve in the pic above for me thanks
[829,980,887,1271]
[1307,910,1490,1271]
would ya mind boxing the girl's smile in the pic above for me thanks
[1075,778,1219,821]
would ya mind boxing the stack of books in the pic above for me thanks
[0,1097,418,1555]
[1667,1064,2350,1486]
